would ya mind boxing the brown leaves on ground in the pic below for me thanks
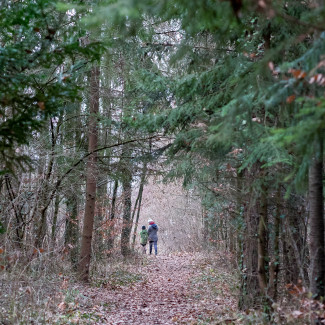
[56,253,238,324]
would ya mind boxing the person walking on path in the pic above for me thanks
[139,225,148,254]
[147,219,158,255]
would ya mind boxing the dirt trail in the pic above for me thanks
[86,253,237,325]
[105,255,198,324]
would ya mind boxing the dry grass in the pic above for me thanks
[0,248,147,324]
[0,249,75,324]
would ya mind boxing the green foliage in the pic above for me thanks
[0,0,102,173]
[48,0,325,195]
[151,2,323,192]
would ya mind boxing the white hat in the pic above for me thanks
[148,219,153,223]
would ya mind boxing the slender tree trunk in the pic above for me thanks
[131,190,141,224]
[269,186,280,301]
[285,206,306,284]
[51,193,60,242]
[224,219,228,251]
[78,65,100,281]
[65,191,79,269]
[236,169,244,264]
[281,198,304,285]
[239,201,259,309]
[107,180,118,255]
[257,180,268,296]
[282,228,291,284]
[121,166,132,257]
[94,182,107,257]
[110,180,118,222]
[35,119,57,247]
[309,136,325,298]
[132,162,147,249]
[229,210,235,254]
[238,168,259,310]
[5,175,24,246]
[119,142,133,257]
[202,208,208,245]
[131,187,144,249]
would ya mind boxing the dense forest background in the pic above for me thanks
[2,0,325,323]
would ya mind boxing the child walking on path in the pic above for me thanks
[139,225,148,254]
[148,219,158,255]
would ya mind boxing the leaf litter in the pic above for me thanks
[56,252,238,324]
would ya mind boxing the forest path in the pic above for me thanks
[71,253,238,324]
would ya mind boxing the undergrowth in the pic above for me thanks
[189,252,239,324]
[0,250,145,324]
[189,251,324,324]
[2,249,322,324]
[0,251,70,324]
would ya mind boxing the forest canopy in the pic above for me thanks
[1,0,325,323]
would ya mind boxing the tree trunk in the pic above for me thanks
[78,65,100,282]
[65,191,79,269]
[202,208,208,245]
[51,193,60,242]
[107,179,118,255]
[309,136,325,299]
[121,167,132,257]
[236,168,244,265]
[120,143,133,257]
[238,168,259,310]
[257,180,268,296]
[229,209,236,255]
[238,200,259,310]
[94,181,107,257]
[131,162,147,249]
[5,174,24,246]
[285,202,307,285]
[269,186,280,301]
[35,118,57,247]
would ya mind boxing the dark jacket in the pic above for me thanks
[148,224,158,242]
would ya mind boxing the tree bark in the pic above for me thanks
[285,203,307,285]
[238,167,259,310]
[65,191,79,269]
[309,136,325,298]
[107,179,118,255]
[51,193,60,242]
[229,209,236,255]
[78,65,100,282]
[121,168,132,257]
[35,118,57,247]
[268,186,280,301]
[94,180,108,257]
[5,174,24,246]
[257,180,268,296]
[120,143,133,257]
[131,162,147,249]
[236,168,244,264]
